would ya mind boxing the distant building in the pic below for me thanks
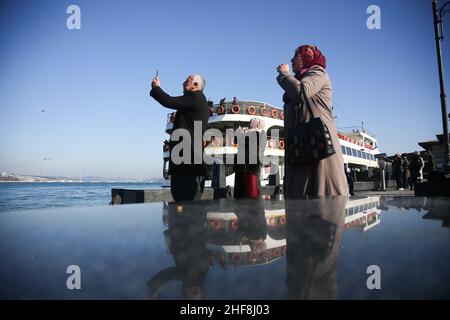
[418,133,450,171]
[1,172,6,177]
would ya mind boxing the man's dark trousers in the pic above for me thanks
[171,171,205,201]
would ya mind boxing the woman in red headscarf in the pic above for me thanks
[276,45,348,198]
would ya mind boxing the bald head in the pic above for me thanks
[191,74,205,91]
[183,74,205,93]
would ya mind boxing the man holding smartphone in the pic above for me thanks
[150,74,209,201]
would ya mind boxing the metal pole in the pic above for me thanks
[432,0,450,173]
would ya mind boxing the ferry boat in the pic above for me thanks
[162,99,380,187]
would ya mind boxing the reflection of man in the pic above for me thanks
[147,204,210,299]
[234,199,268,255]
[150,75,209,201]
[284,197,346,299]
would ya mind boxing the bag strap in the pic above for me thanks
[301,85,316,119]
[294,84,316,125]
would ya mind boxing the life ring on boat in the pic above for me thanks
[211,220,221,230]
[217,106,225,114]
[231,105,240,114]
[211,136,222,147]
[232,253,241,262]
[271,109,277,118]
[279,140,285,150]
[280,111,285,120]
[247,105,256,115]
[231,220,239,230]
[279,216,286,225]
[170,112,176,123]
[273,248,280,257]
[260,107,267,116]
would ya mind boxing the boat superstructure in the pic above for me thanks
[162,100,380,186]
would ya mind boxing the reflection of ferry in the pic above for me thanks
[344,196,381,232]
[162,100,380,186]
[206,207,287,267]
[161,196,382,267]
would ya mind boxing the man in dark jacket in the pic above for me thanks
[150,74,209,201]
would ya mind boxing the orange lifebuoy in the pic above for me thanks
[273,248,279,257]
[211,136,222,147]
[280,111,285,120]
[217,106,225,114]
[170,112,176,123]
[271,109,277,118]
[247,105,256,115]
[260,107,267,116]
[211,220,221,230]
[231,105,240,114]
[279,140,285,150]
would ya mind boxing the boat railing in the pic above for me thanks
[204,135,285,150]
[166,102,285,127]
[210,102,285,121]
[337,132,376,150]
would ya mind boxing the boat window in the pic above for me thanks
[346,147,351,155]
[357,150,362,158]
[341,146,346,155]
[352,148,357,157]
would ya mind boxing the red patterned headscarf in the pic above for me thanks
[292,45,326,79]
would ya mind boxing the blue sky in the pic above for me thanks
[0,0,449,179]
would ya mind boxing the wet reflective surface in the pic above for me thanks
[0,196,449,299]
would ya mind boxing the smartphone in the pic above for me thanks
[155,69,159,78]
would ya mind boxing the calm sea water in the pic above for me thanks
[0,182,165,212]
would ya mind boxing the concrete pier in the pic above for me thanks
[111,186,282,204]
[111,180,398,204]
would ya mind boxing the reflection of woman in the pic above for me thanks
[284,197,346,299]
[276,45,348,198]
[148,203,210,300]
[234,118,267,199]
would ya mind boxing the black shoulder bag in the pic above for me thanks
[286,86,336,166]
